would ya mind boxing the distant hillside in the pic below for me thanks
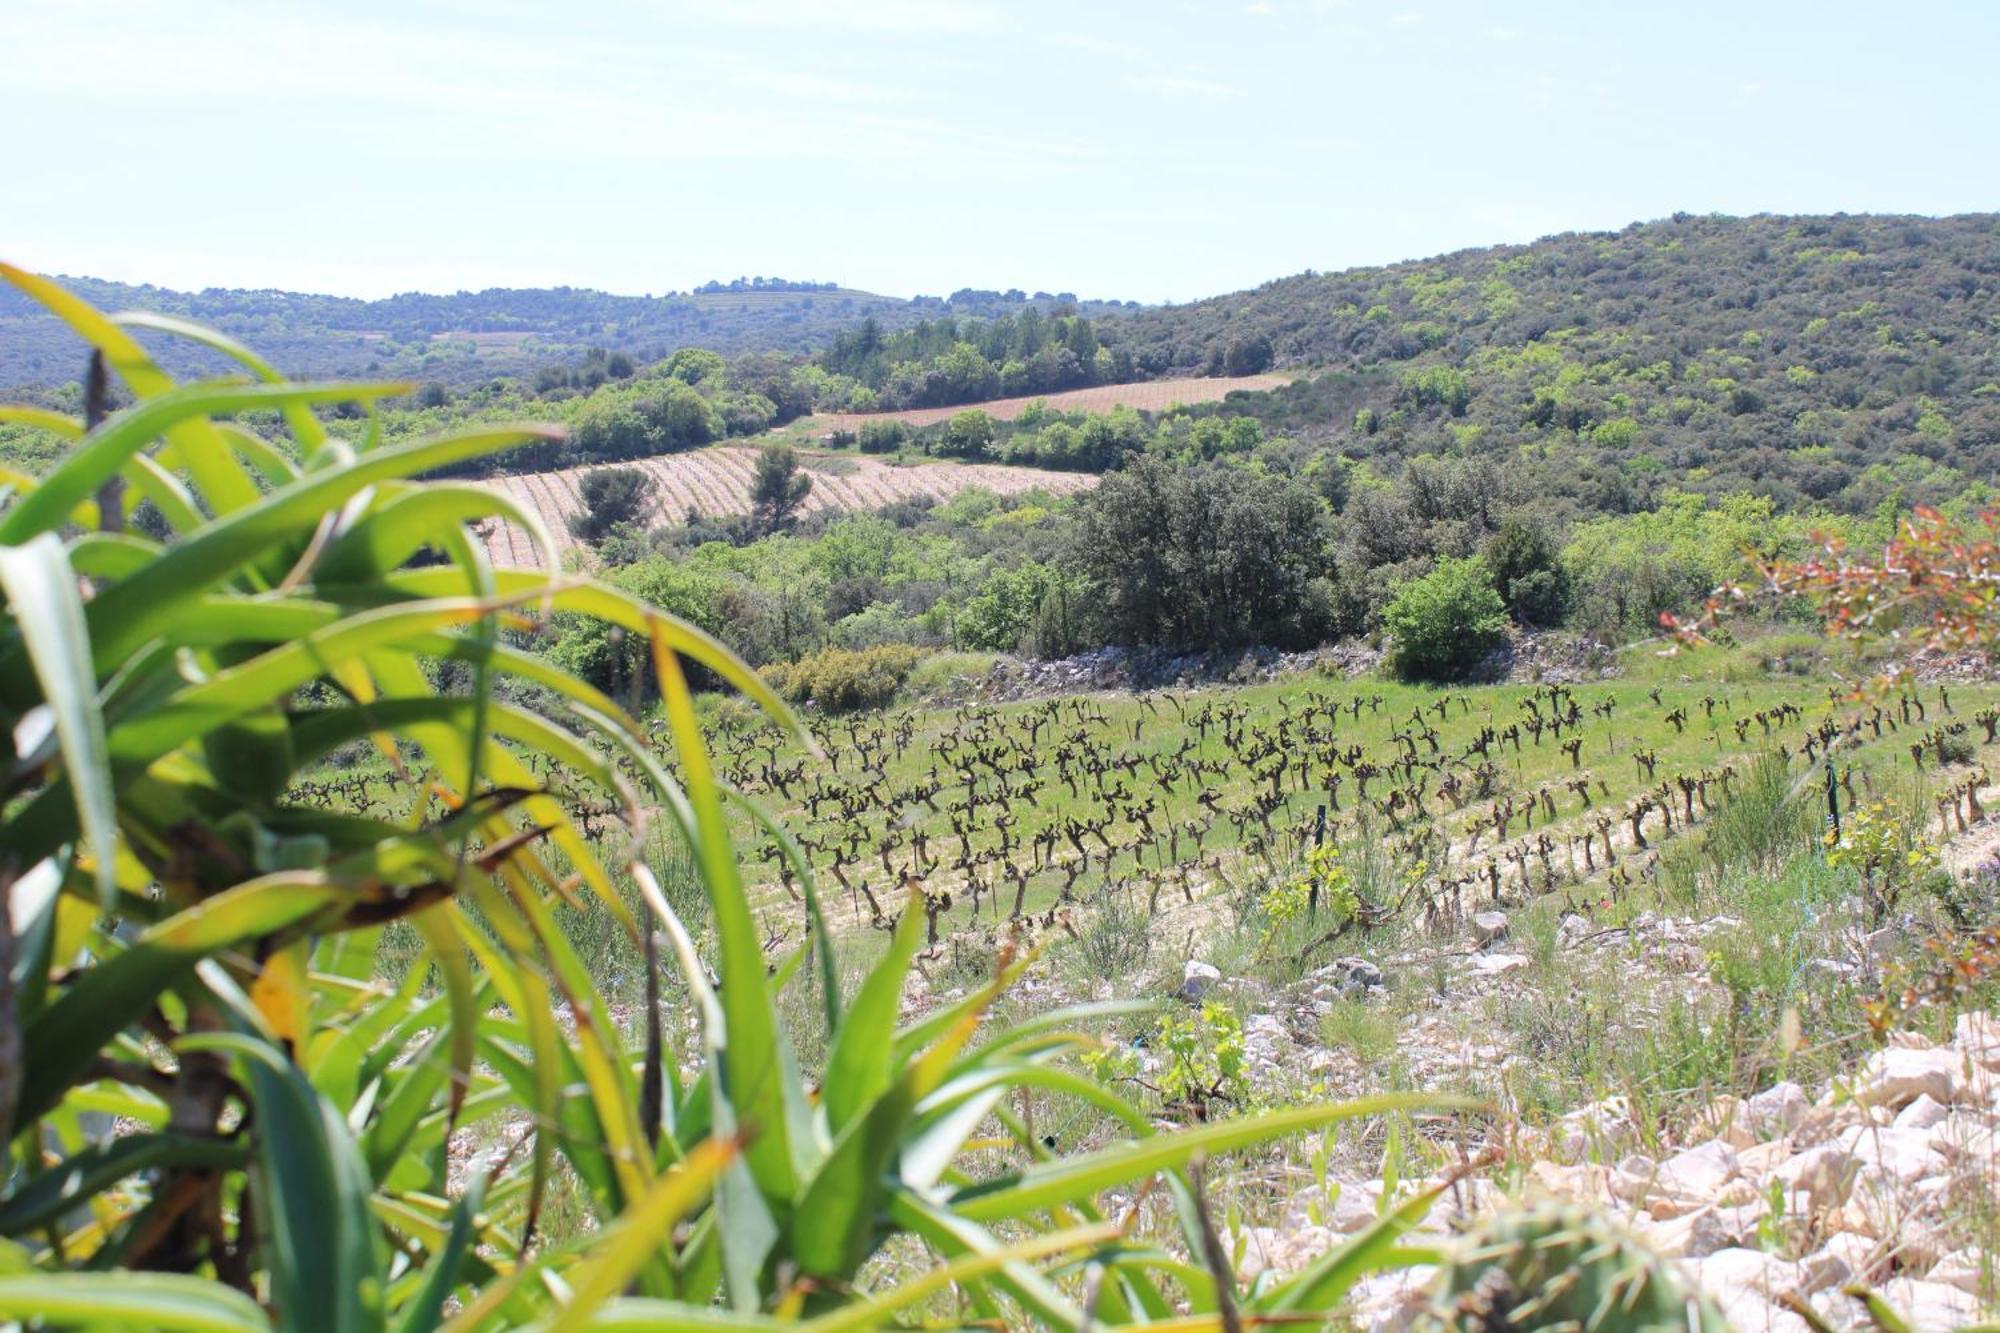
[0,275,1138,390]
[1107,212,2000,517]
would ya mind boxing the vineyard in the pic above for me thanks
[311,640,2000,985]
[470,443,1094,565]
[813,372,1294,431]
[699,653,2000,955]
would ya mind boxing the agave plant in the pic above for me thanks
[0,268,1444,1330]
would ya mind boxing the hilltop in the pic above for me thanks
[0,274,1138,390]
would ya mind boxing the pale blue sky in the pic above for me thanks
[5,1,1995,303]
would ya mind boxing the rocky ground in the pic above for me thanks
[1092,904,1999,1330]
[958,629,1621,703]
[978,867,1997,1326]
[1312,1011,2000,1330]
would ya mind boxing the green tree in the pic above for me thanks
[750,441,812,533]
[1073,455,1331,650]
[937,408,995,459]
[1382,555,1509,679]
[1222,332,1275,376]
[1483,514,1570,626]
[568,464,655,542]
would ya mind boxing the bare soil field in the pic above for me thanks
[471,444,1094,566]
[813,373,1294,431]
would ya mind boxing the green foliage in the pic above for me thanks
[761,643,923,711]
[956,561,1086,654]
[1222,332,1275,376]
[1483,515,1570,626]
[1561,491,1859,641]
[0,269,1443,1331]
[567,375,723,462]
[749,441,812,533]
[935,407,995,459]
[547,557,730,696]
[1426,1201,1729,1330]
[1382,556,1508,680]
[1258,843,1357,956]
[1155,1001,1250,1108]
[855,418,908,453]
[1827,798,1941,924]
[1399,364,1472,415]
[819,305,1138,411]
[568,465,655,542]
[1073,454,1332,650]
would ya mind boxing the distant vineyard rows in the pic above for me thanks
[472,444,1095,566]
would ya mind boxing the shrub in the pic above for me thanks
[1382,555,1508,679]
[762,642,923,710]
[856,418,908,453]
[1483,515,1571,626]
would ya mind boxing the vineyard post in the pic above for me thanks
[1825,756,1841,843]
[1308,803,1327,920]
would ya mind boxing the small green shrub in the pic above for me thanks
[1382,556,1508,680]
[1828,798,1941,924]
[856,418,908,453]
[761,642,923,710]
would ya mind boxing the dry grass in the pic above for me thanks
[814,373,1295,431]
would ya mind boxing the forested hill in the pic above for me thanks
[0,275,1138,390]
[1111,212,2000,517]
[1119,212,2000,378]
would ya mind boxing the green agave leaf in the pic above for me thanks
[797,1221,1120,1333]
[884,1187,1085,1327]
[720,785,840,1035]
[0,380,398,545]
[0,532,118,904]
[0,404,83,438]
[0,1132,246,1236]
[961,997,1158,1063]
[67,531,165,581]
[318,485,557,583]
[904,1062,1154,1193]
[651,637,800,1207]
[78,424,561,671]
[213,421,304,485]
[381,568,802,741]
[409,905,479,1130]
[819,894,922,1134]
[544,1138,736,1333]
[1251,1180,1444,1314]
[16,874,344,1126]
[950,1094,1451,1223]
[114,309,329,454]
[390,1172,487,1333]
[556,1303,780,1331]
[0,1271,271,1331]
[0,261,267,518]
[181,1010,386,1333]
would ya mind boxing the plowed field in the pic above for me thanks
[814,373,1292,431]
[471,445,1094,567]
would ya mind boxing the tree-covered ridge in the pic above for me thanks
[1139,213,2000,521]
[0,274,1137,389]
[818,306,1147,410]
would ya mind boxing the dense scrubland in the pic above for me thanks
[7,216,2000,1331]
